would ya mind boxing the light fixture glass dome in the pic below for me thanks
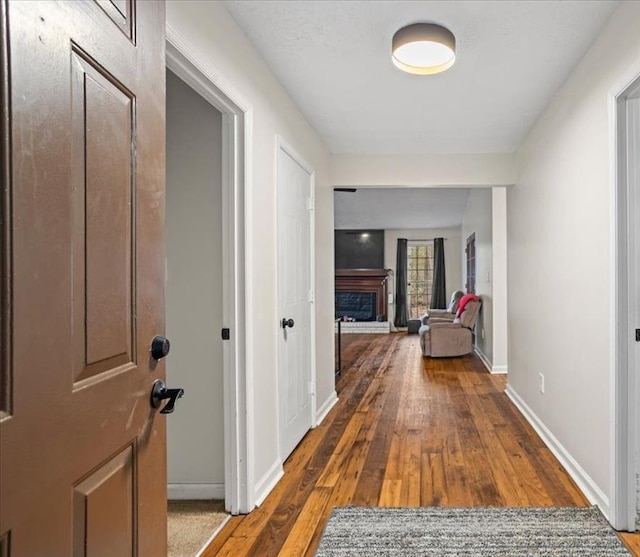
[392,23,456,75]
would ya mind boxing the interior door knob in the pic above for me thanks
[281,318,294,329]
[150,380,184,414]
[150,335,170,360]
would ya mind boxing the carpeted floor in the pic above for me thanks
[168,500,228,557]
[315,507,632,556]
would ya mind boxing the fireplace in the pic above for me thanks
[335,269,390,322]
[335,292,376,321]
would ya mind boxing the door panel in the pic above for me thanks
[277,144,313,461]
[73,445,135,557]
[71,48,136,382]
[0,1,166,555]
[95,0,134,39]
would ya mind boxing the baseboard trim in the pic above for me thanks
[254,458,284,507]
[194,515,232,557]
[315,390,338,426]
[167,483,225,500]
[473,346,507,374]
[505,385,610,517]
[474,347,492,372]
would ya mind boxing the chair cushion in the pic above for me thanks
[456,294,480,318]
[459,300,480,329]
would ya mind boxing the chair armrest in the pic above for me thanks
[427,314,455,323]
[420,313,451,325]
[427,309,453,317]
[429,321,461,329]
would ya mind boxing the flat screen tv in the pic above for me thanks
[334,230,384,269]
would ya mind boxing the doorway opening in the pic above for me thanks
[332,187,507,379]
[612,70,640,532]
[164,32,253,534]
[165,68,229,554]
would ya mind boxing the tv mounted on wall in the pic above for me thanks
[334,230,384,269]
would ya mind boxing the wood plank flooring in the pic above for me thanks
[202,333,640,556]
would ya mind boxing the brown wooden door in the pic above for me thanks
[466,233,476,294]
[0,1,167,555]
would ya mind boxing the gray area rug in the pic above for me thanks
[315,507,631,556]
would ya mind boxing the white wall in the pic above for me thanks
[384,228,463,328]
[461,189,493,363]
[331,153,516,187]
[165,70,224,490]
[492,188,508,374]
[508,1,640,516]
[166,1,333,505]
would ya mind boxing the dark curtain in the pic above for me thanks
[431,237,447,309]
[394,238,408,327]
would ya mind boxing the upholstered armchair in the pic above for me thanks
[420,290,464,326]
[419,299,481,357]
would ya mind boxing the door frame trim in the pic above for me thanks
[610,63,640,531]
[166,27,255,514]
[274,135,317,462]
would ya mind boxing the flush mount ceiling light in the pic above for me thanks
[392,23,456,75]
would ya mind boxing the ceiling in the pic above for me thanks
[223,0,618,155]
[334,188,472,229]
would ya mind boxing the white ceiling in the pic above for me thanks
[334,188,472,229]
[223,0,618,155]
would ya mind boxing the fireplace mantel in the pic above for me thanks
[335,269,391,321]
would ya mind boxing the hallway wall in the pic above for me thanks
[166,0,333,507]
[508,1,640,518]
[331,154,515,187]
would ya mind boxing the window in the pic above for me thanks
[407,241,434,319]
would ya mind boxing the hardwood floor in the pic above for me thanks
[203,333,640,556]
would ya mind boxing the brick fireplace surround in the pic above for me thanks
[334,269,391,322]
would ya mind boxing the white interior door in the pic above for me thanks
[277,140,314,461]
[629,94,640,531]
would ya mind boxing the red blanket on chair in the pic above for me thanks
[456,294,480,318]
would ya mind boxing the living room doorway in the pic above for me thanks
[332,187,507,375]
